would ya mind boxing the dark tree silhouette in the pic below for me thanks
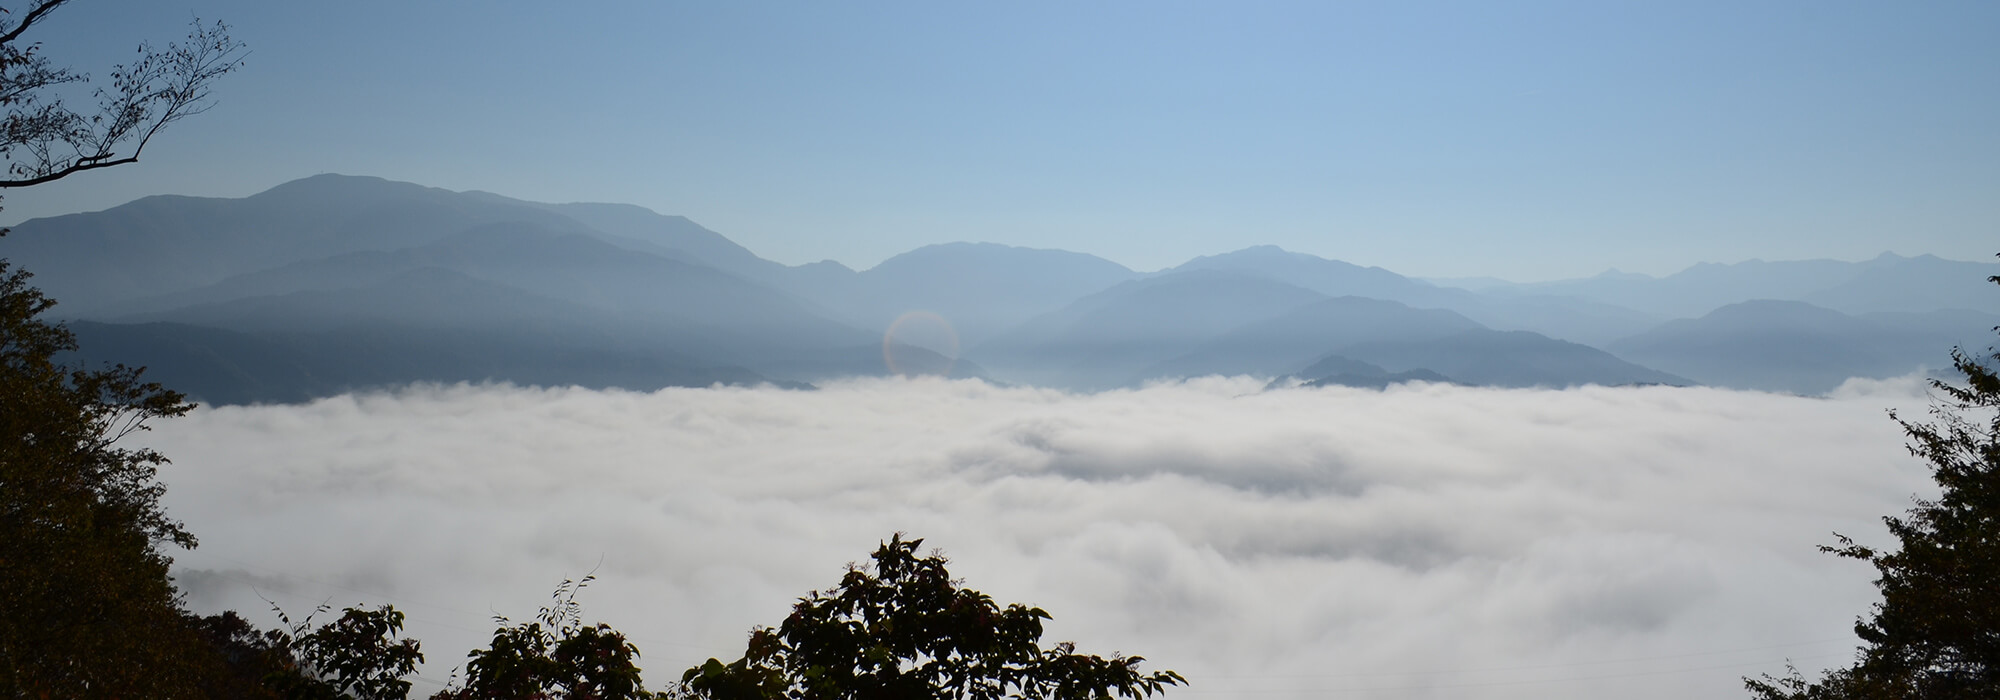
[0,5,243,690]
[0,260,209,695]
[1747,263,2000,698]
[677,534,1185,700]
[185,604,425,700]
[279,604,427,700]
[431,576,660,700]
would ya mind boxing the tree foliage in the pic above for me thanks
[276,603,427,700]
[1748,266,2000,699]
[678,534,1185,700]
[431,576,661,700]
[0,1,245,189]
[0,260,208,695]
[0,4,246,691]
[187,604,423,700]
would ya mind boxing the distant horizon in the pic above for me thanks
[3,171,1986,285]
[5,1,1993,283]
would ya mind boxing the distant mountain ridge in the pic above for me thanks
[969,270,1687,391]
[1172,245,1666,345]
[1134,296,1486,383]
[803,242,1139,348]
[972,269,1327,390]
[1608,300,1998,394]
[1466,252,1998,319]
[4,173,1991,403]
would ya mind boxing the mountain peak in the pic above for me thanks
[1233,244,1294,255]
[1187,245,1310,264]
[869,242,1133,277]
[247,173,450,205]
[795,259,855,273]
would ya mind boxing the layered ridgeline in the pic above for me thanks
[2,174,1991,403]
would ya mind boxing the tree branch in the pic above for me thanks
[0,1,72,46]
[0,15,242,190]
[0,153,134,187]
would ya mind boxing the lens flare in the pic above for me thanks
[882,310,960,377]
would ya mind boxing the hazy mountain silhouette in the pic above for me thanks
[1802,254,2000,314]
[978,272,1680,391]
[115,265,603,334]
[493,197,793,283]
[846,242,1137,346]
[106,222,875,363]
[65,320,776,406]
[1607,300,1998,394]
[4,181,978,401]
[2,175,603,314]
[1173,246,1460,306]
[757,242,1140,349]
[972,269,1327,389]
[1135,296,1483,383]
[7,173,1982,401]
[1477,253,2000,318]
[1288,355,1455,390]
[72,266,815,403]
[1168,245,1662,345]
[1337,329,1690,388]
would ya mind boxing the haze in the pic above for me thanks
[4,2,1996,698]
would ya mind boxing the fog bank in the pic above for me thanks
[150,377,1938,699]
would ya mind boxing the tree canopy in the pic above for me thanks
[0,3,245,692]
[678,534,1184,700]
[0,260,211,695]
[430,576,658,700]
[1747,264,2000,698]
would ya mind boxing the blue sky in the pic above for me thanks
[5,1,1995,280]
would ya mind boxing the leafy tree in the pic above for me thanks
[187,605,423,700]
[432,576,662,700]
[271,603,427,700]
[188,610,302,699]
[0,4,243,693]
[0,260,210,695]
[677,534,1185,700]
[1747,266,2000,699]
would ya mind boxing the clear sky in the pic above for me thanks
[5,1,1996,280]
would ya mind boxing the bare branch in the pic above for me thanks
[0,154,134,187]
[0,1,73,47]
[0,14,243,189]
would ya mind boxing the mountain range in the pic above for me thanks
[3,174,1992,404]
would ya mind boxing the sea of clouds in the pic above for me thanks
[148,376,1944,699]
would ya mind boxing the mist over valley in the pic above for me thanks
[5,2,1997,696]
[149,376,1936,698]
[5,175,1993,697]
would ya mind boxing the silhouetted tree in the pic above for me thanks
[188,604,423,700]
[1747,263,2000,699]
[0,260,210,694]
[431,576,661,700]
[677,534,1185,700]
[274,603,427,700]
[0,1,244,190]
[0,4,244,692]
[188,610,299,699]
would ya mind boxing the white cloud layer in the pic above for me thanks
[149,376,1943,699]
